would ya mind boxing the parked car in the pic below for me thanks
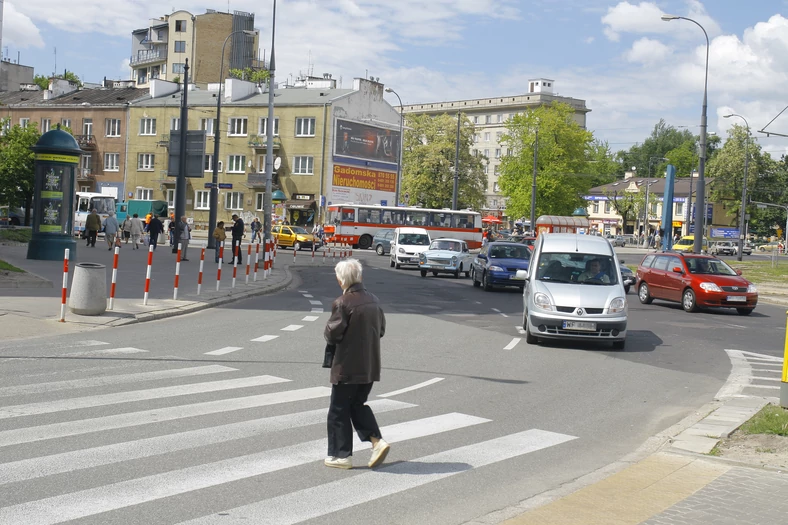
[372,229,394,256]
[418,238,473,278]
[620,263,635,294]
[709,241,736,256]
[272,225,319,251]
[756,241,785,253]
[470,241,531,291]
[517,233,627,349]
[611,236,626,248]
[636,252,757,315]
[672,235,709,253]
[0,206,23,226]
[741,242,753,256]
[389,227,431,269]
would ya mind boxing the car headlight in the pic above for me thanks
[489,265,505,272]
[748,284,758,293]
[533,292,554,311]
[699,282,722,292]
[608,297,626,313]
[451,256,458,263]
[419,253,426,260]
[398,247,405,254]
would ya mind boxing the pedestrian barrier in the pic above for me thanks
[197,248,205,295]
[322,248,326,265]
[264,239,270,279]
[143,245,153,305]
[232,247,238,289]
[245,245,252,284]
[311,244,315,264]
[253,243,260,282]
[108,246,119,310]
[173,243,182,300]
[59,249,70,322]
[216,241,224,292]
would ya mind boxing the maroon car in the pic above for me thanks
[636,252,757,315]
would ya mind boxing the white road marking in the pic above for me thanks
[311,308,324,313]
[302,294,313,298]
[378,377,444,398]
[203,347,244,356]
[0,414,491,524]
[301,316,319,322]
[503,338,521,351]
[739,350,783,362]
[251,335,279,343]
[74,340,111,347]
[744,384,779,390]
[0,365,237,397]
[280,325,303,331]
[752,376,781,382]
[0,399,416,485]
[0,386,332,448]
[309,300,322,305]
[62,347,149,357]
[0,375,290,420]
[474,301,482,304]
[180,429,577,525]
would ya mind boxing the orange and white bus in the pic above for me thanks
[325,204,483,249]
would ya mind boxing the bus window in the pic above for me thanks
[327,208,340,225]
[77,198,89,213]
[429,212,449,227]
[368,209,382,224]
[92,196,115,214]
[454,213,473,228]
[407,211,428,226]
[389,210,405,225]
[357,209,370,223]
[342,208,356,222]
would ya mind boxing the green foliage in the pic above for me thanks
[0,118,40,225]
[33,71,83,91]
[229,68,270,84]
[0,259,24,272]
[605,184,646,233]
[616,119,698,176]
[0,228,32,243]
[740,405,788,437]
[498,102,613,219]
[401,113,487,210]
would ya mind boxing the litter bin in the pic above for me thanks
[69,262,107,315]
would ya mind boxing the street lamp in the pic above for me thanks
[530,129,538,237]
[662,13,709,254]
[207,28,258,249]
[723,113,750,261]
[384,88,404,206]
[263,0,278,245]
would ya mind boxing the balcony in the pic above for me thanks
[77,168,95,181]
[130,49,168,67]
[248,136,281,150]
[76,135,97,149]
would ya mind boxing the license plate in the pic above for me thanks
[562,321,597,331]
[727,295,747,302]
[410,257,420,263]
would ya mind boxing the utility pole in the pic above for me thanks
[263,0,277,243]
[530,129,538,234]
[173,59,189,254]
[452,110,460,210]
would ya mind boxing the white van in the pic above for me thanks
[389,227,431,269]
[516,233,628,349]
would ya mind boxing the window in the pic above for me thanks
[228,117,248,136]
[675,202,684,215]
[258,117,280,136]
[204,154,213,172]
[175,20,186,31]
[483,149,490,157]
[225,192,244,210]
[472,149,478,157]
[227,154,246,173]
[496,131,503,141]
[473,116,479,124]
[493,165,500,176]
[484,132,490,141]
[79,185,91,193]
[493,182,500,192]
[484,165,489,175]
[195,190,210,210]
[139,118,156,135]
[19,118,29,128]
[41,119,51,133]
[61,118,71,129]
[293,156,314,175]
[604,201,612,213]
[592,202,599,213]
[81,154,92,172]
[137,70,148,85]
[485,115,491,124]
[172,63,185,74]
[83,119,93,136]
[174,40,186,52]
[0,120,9,135]
[166,189,175,208]
[295,117,316,137]
[104,153,119,171]
[474,134,479,143]
[200,118,214,136]
[170,117,180,131]
[105,118,121,137]
[255,192,265,211]
[137,187,153,200]
[495,148,501,159]
[497,114,503,123]
[650,202,658,215]
[138,153,155,170]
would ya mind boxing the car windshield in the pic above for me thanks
[489,245,530,259]
[429,240,461,252]
[290,227,309,234]
[685,257,738,276]
[535,253,619,285]
[398,233,430,246]
[675,238,693,246]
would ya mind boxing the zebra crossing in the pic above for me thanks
[719,349,784,402]
[0,351,578,524]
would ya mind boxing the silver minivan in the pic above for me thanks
[516,233,628,349]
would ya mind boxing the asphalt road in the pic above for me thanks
[0,247,786,524]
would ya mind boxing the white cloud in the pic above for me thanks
[585,36,596,44]
[602,0,721,42]
[3,2,44,49]
[624,37,670,63]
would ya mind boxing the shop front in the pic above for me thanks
[284,193,317,227]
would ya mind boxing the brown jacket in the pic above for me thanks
[213,226,227,242]
[324,282,386,385]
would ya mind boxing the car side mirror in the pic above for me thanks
[735,268,743,276]
[515,269,528,280]
[672,266,683,274]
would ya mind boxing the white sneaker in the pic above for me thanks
[368,439,390,468]
[324,456,352,469]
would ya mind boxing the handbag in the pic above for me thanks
[322,343,336,368]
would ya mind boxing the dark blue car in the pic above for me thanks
[470,241,531,291]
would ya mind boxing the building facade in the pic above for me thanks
[0,59,34,93]
[400,79,589,216]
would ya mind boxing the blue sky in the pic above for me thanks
[4,0,788,157]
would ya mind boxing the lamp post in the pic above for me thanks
[662,13,709,254]
[384,88,404,206]
[207,28,258,249]
[530,129,538,235]
[263,0,277,245]
[723,113,750,261]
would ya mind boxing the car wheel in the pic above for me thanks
[420,270,427,277]
[638,282,653,304]
[759,246,765,252]
[376,245,384,256]
[682,288,698,312]
[10,217,20,226]
[390,258,395,268]
[471,267,480,287]
[465,270,470,278]
[395,262,401,269]
[482,271,493,291]
[612,339,626,350]
[294,242,301,251]
[524,311,538,344]
[453,266,460,279]
[624,285,630,294]
[737,308,754,316]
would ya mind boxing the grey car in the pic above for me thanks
[372,229,395,255]
[612,235,626,248]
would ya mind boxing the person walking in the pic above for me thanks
[213,221,227,263]
[121,216,132,244]
[178,216,191,261]
[168,213,176,246]
[147,214,164,250]
[102,211,120,250]
[130,213,144,249]
[85,209,101,247]
[250,217,262,243]
[323,258,389,470]
[231,214,245,264]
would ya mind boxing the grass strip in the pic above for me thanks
[739,405,788,437]
[0,259,24,272]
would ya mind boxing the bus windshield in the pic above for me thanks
[91,197,116,214]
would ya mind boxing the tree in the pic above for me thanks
[0,119,40,225]
[497,102,611,219]
[605,187,645,235]
[616,119,697,176]
[33,71,83,91]
[401,113,487,210]
[229,67,270,85]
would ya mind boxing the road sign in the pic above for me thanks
[218,183,233,189]
[204,183,216,189]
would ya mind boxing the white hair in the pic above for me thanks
[334,258,362,289]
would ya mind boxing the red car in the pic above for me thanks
[635,252,757,315]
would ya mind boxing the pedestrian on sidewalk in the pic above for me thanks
[213,221,226,263]
[102,211,120,251]
[178,216,191,260]
[323,258,389,470]
[147,215,164,250]
[121,216,132,243]
[168,213,176,246]
[231,214,245,264]
[251,217,262,243]
[130,213,144,249]
[85,209,101,247]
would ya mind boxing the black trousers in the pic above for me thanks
[327,382,382,458]
[232,238,243,263]
[87,230,98,246]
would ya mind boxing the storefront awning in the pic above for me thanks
[285,199,316,210]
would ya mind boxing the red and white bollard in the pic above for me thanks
[197,248,205,295]
[273,237,278,262]
[108,246,119,310]
[349,243,353,257]
[245,245,252,284]
[59,248,70,322]
[173,242,182,300]
[265,239,271,278]
[232,246,239,289]
[143,245,154,305]
[216,241,224,292]
[253,243,260,282]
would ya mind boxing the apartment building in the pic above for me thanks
[130,9,260,88]
[400,79,589,216]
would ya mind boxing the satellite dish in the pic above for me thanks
[274,157,282,170]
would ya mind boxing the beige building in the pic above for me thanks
[130,9,261,88]
[401,79,589,216]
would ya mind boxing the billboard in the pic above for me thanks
[334,119,400,165]
[329,164,396,206]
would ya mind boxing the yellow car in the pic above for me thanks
[272,225,319,251]
[672,235,709,253]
